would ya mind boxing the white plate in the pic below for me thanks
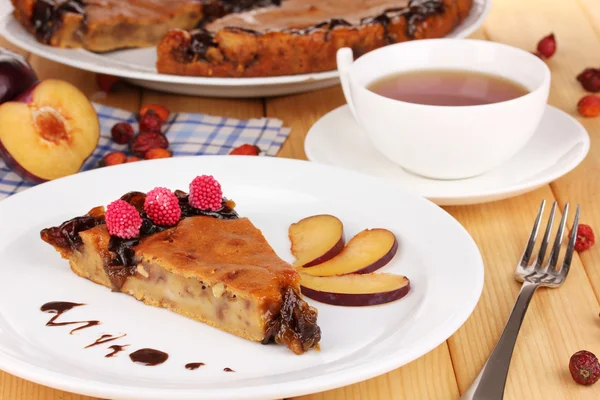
[305,105,590,206]
[0,0,491,98]
[0,156,483,400]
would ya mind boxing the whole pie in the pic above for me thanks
[11,0,473,77]
[40,188,321,355]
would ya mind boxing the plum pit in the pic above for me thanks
[33,106,70,144]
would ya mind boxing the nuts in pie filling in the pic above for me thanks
[212,282,226,298]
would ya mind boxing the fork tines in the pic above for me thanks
[518,200,581,283]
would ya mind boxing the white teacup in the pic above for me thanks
[337,39,551,180]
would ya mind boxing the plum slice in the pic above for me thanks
[301,228,398,276]
[289,214,345,268]
[299,273,410,306]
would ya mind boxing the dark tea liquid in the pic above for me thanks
[367,70,529,106]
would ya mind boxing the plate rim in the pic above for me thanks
[0,156,485,399]
[0,0,491,88]
[305,104,591,206]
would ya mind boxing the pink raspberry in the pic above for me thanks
[105,199,142,239]
[144,187,181,226]
[189,175,223,211]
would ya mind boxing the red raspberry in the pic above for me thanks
[570,350,600,385]
[139,110,163,133]
[111,122,134,144]
[144,187,181,226]
[573,224,595,252]
[189,175,223,211]
[105,199,142,239]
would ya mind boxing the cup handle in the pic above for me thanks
[336,47,360,123]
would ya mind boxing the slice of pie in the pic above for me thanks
[40,189,321,355]
[156,0,474,77]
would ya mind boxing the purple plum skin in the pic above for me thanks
[0,47,38,104]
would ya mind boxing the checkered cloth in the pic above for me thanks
[0,103,291,200]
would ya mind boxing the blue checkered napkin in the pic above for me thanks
[0,103,291,200]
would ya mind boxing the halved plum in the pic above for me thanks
[0,79,100,183]
[299,273,410,306]
[289,214,345,268]
[301,228,398,276]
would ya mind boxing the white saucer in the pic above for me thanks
[305,105,590,206]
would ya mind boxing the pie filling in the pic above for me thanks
[32,0,86,43]
[40,189,321,354]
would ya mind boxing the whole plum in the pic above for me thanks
[0,47,38,104]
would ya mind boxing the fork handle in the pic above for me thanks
[460,281,540,400]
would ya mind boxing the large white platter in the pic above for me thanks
[0,0,491,97]
[0,156,483,399]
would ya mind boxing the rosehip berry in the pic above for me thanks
[229,144,261,156]
[145,148,172,160]
[572,224,595,252]
[139,110,163,133]
[577,68,600,92]
[569,350,600,385]
[111,122,134,144]
[536,33,556,58]
[140,104,170,122]
[99,151,127,167]
[577,95,600,117]
[129,132,169,157]
[96,74,121,93]
[144,187,181,226]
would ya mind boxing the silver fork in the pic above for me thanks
[461,200,581,400]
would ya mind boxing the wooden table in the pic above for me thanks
[2,0,600,398]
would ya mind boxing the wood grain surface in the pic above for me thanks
[1,0,600,398]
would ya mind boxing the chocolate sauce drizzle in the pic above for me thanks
[40,302,100,334]
[223,367,235,372]
[31,0,86,43]
[185,362,205,370]
[129,348,169,366]
[106,344,128,358]
[85,333,127,349]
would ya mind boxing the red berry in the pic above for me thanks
[536,33,556,58]
[129,132,169,157]
[96,74,121,93]
[572,224,595,252]
[189,175,223,211]
[99,151,127,167]
[229,144,261,156]
[105,199,142,239]
[126,156,142,163]
[577,95,600,117]
[139,110,163,133]
[144,187,181,226]
[145,148,172,160]
[140,104,170,122]
[577,68,600,92]
[111,122,134,144]
[569,350,600,385]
